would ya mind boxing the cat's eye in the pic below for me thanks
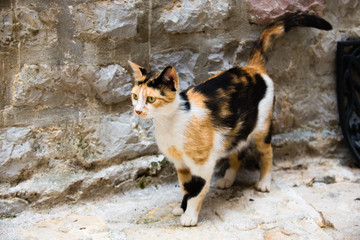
[132,93,138,100]
[147,96,156,103]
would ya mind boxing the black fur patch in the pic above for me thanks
[181,194,189,211]
[181,175,206,211]
[180,91,191,111]
[251,39,265,57]
[146,76,162,89]
[284,14,332,32]
[193,68,267,152]
[137,70,156,86]
[184,175,206,197]
[147,68,177,92]
[264,123,272,144]
[140,67,147,76]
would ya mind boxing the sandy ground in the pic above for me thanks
[1,158,360,240]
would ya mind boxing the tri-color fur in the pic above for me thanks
[129,14,332,226]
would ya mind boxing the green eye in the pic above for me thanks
[132,93,138,100]
[147,96,156,103]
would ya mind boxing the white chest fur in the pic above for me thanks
[153,112,188,160]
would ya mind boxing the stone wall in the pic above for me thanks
[0,0,359,214]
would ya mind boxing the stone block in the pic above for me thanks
[159,0,230,33]
[206,41,242,75]
[12,64,98,108]
[0,127,36,183]
[16,6,58,46]
[91,65,132,105]
[151,50,198,90]
[71,0,138,40]
[98,113,157,162]
[0,10,13,45]
[247,0,325,25]
[0,198,29,217]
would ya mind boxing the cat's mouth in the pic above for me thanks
[134,110,149,119]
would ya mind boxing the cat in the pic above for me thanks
[128,14,332,226]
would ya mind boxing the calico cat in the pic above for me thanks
[129,14,332,226]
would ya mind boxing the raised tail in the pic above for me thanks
[247,14,332,66]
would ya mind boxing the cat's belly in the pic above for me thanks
[155,127,226,168]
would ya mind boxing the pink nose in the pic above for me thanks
[135,110,142,115]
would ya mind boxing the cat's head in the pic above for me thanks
[128,61,180,119]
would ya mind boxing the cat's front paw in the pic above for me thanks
[216,178,234,189]
[180,213,198,227]
[172,205,184,216]
[255,175,271,192]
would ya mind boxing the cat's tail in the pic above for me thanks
[247,14,332,67]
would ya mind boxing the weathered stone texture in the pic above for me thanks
[247,0,326,25]
[151,50,198,90]
[0,0,359,216]
[2,160,360,240]
[159,0,230,33]
[0,198,28,218]
[0,127,36,183]
[11,63,135,107]
[92,65,133,104]
[0,10,13,45]
[17,6,59,47]
[71,1,138,40]
[97,113,157,162]
[12,64,92,107]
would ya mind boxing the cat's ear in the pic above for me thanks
[159,66,179,91]
[128,61,147,81]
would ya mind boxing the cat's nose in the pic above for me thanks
[135,110,143,115]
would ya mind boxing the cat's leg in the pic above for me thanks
[253,130,273,192]
[216,153,241,189]
[172,167,192,216]
[179,165,214,226]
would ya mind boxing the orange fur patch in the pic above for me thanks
[219,103,231,118]
[146,87,176,108]
[177,168,192,193]
[242,66,266,76]
[196,193,206,212]
[186,88,207,109]
[231,75,249,86]
[248,24,284,66]
[184,115,214,165]
[228,153,241,171]
[252,112,273,180]
[223,120,244,149]
[168,145,183,161]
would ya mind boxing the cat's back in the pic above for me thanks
[192,65,267,95]
[181,65,273,152]
[185,66,270,125]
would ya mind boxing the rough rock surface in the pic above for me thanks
[92,65,133,104]
[0,0,359,220]
[0,127,36,183]
[247,0,326,25]
[71,0,138,40]
[159,0,230,33]
[1,159,359,239]
[151,50,198,90]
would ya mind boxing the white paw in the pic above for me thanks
[172,205,184,216]
[216,178,234,189]
[180,213,198,226]
[255,174,271,192]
